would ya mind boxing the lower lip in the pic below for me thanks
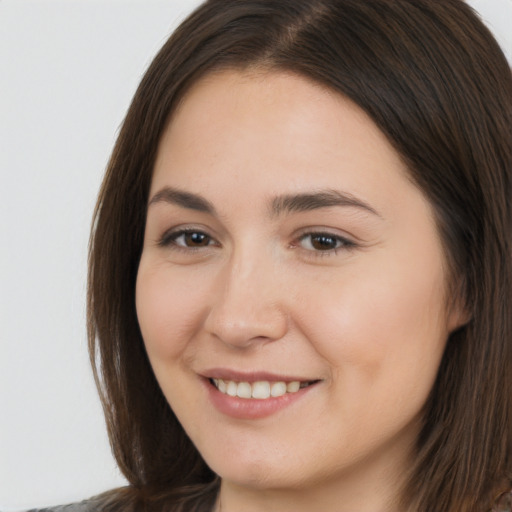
[204,379,317,420]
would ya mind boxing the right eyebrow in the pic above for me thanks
[148,187,216,214]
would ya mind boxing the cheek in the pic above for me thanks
[299,250,449,404]
[135,263,208,360]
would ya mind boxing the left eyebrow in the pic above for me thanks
[270,190,381,218]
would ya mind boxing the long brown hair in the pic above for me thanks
[88,1,512,510]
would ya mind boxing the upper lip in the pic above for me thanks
[201,368,319,383]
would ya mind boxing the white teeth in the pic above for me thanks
[226,381,238,397]
[270,381,287,397]
[286,381,300,393]
[237,382,252,399]
[252,381,270,399]
[212,378,311,399]
[217,379,227,393]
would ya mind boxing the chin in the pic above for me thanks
[201,442,321,491]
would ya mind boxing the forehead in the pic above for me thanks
[151,69,429,222]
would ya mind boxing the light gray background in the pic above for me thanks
[1,1,511,510]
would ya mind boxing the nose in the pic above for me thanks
[203,249,288,349]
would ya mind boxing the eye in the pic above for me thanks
[160,229,217,249]
[298,232,355,253]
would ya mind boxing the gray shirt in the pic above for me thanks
[26,498,100,512]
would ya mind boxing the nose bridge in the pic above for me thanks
[205,239,288,347]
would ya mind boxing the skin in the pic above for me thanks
[136,70,466,512]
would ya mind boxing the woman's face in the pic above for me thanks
[136,70,464,501]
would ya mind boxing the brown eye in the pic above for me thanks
[298,232,355,254]
[300,233,341,251]
[161,230,216,249]
[310,234,339,250]
[183,232,211,247]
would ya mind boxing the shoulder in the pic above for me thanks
[26,497,102,512]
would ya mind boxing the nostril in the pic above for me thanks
[204,303,288,349]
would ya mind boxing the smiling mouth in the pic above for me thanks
[210,378,318,399]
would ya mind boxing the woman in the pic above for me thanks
[39,0,512,510]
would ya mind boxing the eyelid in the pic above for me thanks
[158,226,220,249]
[292,228,358,255]
[156,224,359,257]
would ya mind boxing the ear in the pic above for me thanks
[446,295,472,333]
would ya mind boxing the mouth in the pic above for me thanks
[203,371,322,419]
[209,378,319,399]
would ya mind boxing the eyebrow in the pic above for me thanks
[270,190,381,218]
[148,187,216,214]
[148,186,380,218]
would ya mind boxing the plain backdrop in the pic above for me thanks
[1,1,511,510]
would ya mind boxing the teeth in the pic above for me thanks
[217,379,227,393]
[237,382,252,399]
[270,381,287,397]
[226,381,238,397]
[252,381,270,399]
[212,379,310,399]
[287,381,300,393]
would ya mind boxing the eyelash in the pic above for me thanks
[158,228,357,257]
[295,231,357,256]
[159,228,218,251]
